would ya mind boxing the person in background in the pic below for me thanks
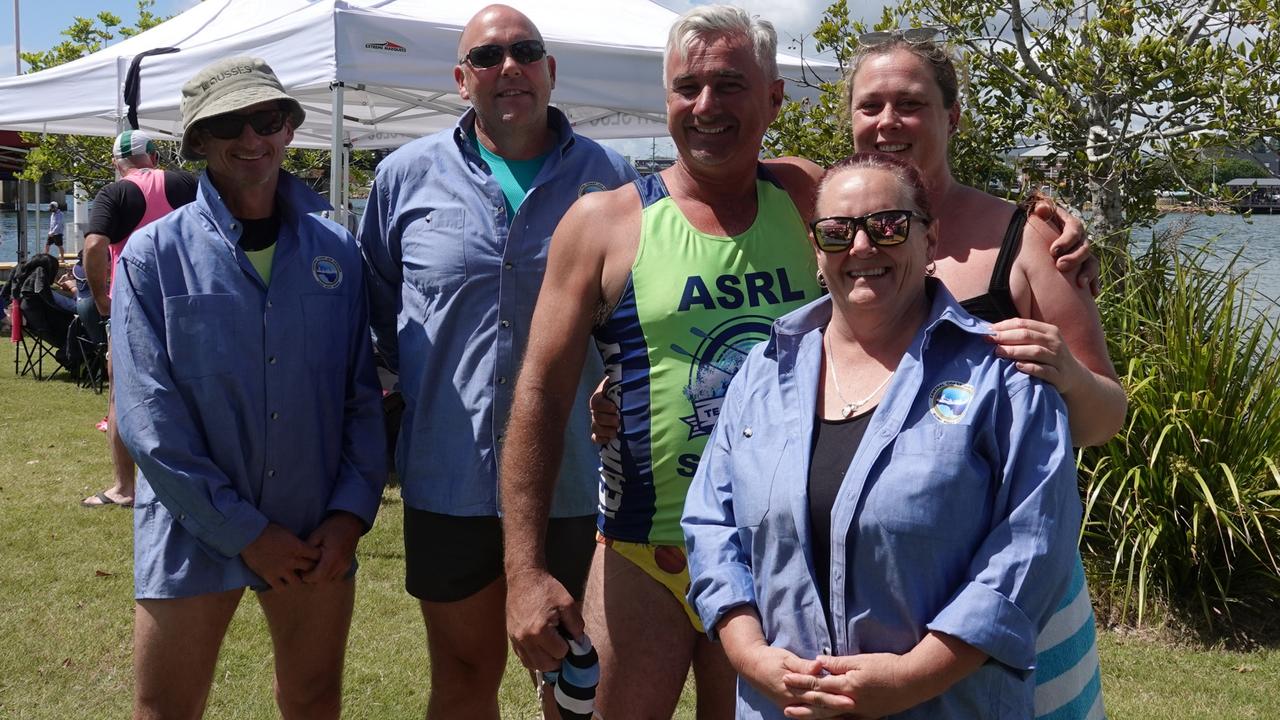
[683,152,1082,719]
[64,251,104,344]
[357,6,636,717]
[44,201,64,256]
[113,56,385,719]
[80,130,197,508]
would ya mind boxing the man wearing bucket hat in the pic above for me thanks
[112,56,385,719]
[80,129,196,509]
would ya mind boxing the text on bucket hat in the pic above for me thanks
[113,129,157,159]
[179,56,305,161]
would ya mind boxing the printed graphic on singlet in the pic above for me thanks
[676,314,775,438]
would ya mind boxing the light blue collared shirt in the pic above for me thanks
[683,280,1082,719]
[358,108,637,517]
[114,170,386,599]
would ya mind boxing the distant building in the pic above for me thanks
[1225,177,1280,214]
[0,130,36,210]
[634,156,675,175]
[1006,144,1064,195]
[1238,149,1279,176]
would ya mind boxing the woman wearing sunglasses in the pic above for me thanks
[844,30,1121,719]
[683,152,1081,719]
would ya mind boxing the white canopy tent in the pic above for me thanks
[0,0,832,216]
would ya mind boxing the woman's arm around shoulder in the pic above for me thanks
[991,211,1127,446]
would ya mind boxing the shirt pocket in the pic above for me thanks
[163,294,241,380]
[401,207,467,297]
[872,424,990,538]
[731,436,788,529]
[301,294,346,373]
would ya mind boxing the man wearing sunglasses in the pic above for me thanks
[500,5,827,717]
[114,56,386,719]
[357,5,636,718]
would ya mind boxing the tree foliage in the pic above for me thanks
[769,0,1280,246]
[1150,154,1271,199]
[767,0,1022,196]
[17,1,166,194]
[1084,229,1280,633]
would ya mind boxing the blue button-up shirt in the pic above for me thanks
[683,281,1081,719]
[358,108,637,517]
[114,171,386,599]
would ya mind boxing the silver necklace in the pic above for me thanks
[825,333,894,419]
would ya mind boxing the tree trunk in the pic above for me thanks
[1085,93,1130,285]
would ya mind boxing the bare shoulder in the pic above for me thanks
[1018,210,1064,267]
[557,184,641,250]
[1011,203,1096,321]
[763,156,822,220]
[952,184,1016,221]
[552,182,643,308]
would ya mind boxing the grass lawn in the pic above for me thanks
[0,338,1277,718]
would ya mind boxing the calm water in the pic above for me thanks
[1142,213,1280,311]
[1,209,63,261]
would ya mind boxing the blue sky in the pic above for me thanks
[0,0,887,77]
[0,0,197,75]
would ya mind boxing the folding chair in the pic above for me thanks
[15,295,77,382]
[11,299,60,380]
[73,317,108,393]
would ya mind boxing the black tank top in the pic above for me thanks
[808,408,874,627]
[958,207,1027,323]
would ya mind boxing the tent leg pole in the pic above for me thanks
[342,140,351,231]
[329,82,344,226]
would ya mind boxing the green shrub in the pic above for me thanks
[1082,223,1280,632]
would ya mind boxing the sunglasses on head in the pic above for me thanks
[460,39,547,69]
[858,27,944,47]
[810,210,929,253]
[200,107,289,140]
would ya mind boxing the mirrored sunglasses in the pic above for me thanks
[858,27,944,47]
[201,108,289,140]
[461,39,547,69]
[809,210,929,252]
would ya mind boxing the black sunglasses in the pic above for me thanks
[858,27,944,47]
[460,39,547,69]
[809,210,930,253]
[200,108,289,140]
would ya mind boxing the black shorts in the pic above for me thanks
[404,509,596,603]
[47,234,64,247]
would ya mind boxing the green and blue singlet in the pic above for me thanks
[593,166,819,546]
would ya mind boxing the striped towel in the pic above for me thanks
[1034,553,1106,720]
[542,633,600,720]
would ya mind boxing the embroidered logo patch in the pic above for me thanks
[578,181,607,196]
[312,256,342,289]
[930,382,974,424]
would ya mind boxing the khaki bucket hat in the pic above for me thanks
[179,56,305,160]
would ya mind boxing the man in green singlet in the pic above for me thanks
[501,6,823,716]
